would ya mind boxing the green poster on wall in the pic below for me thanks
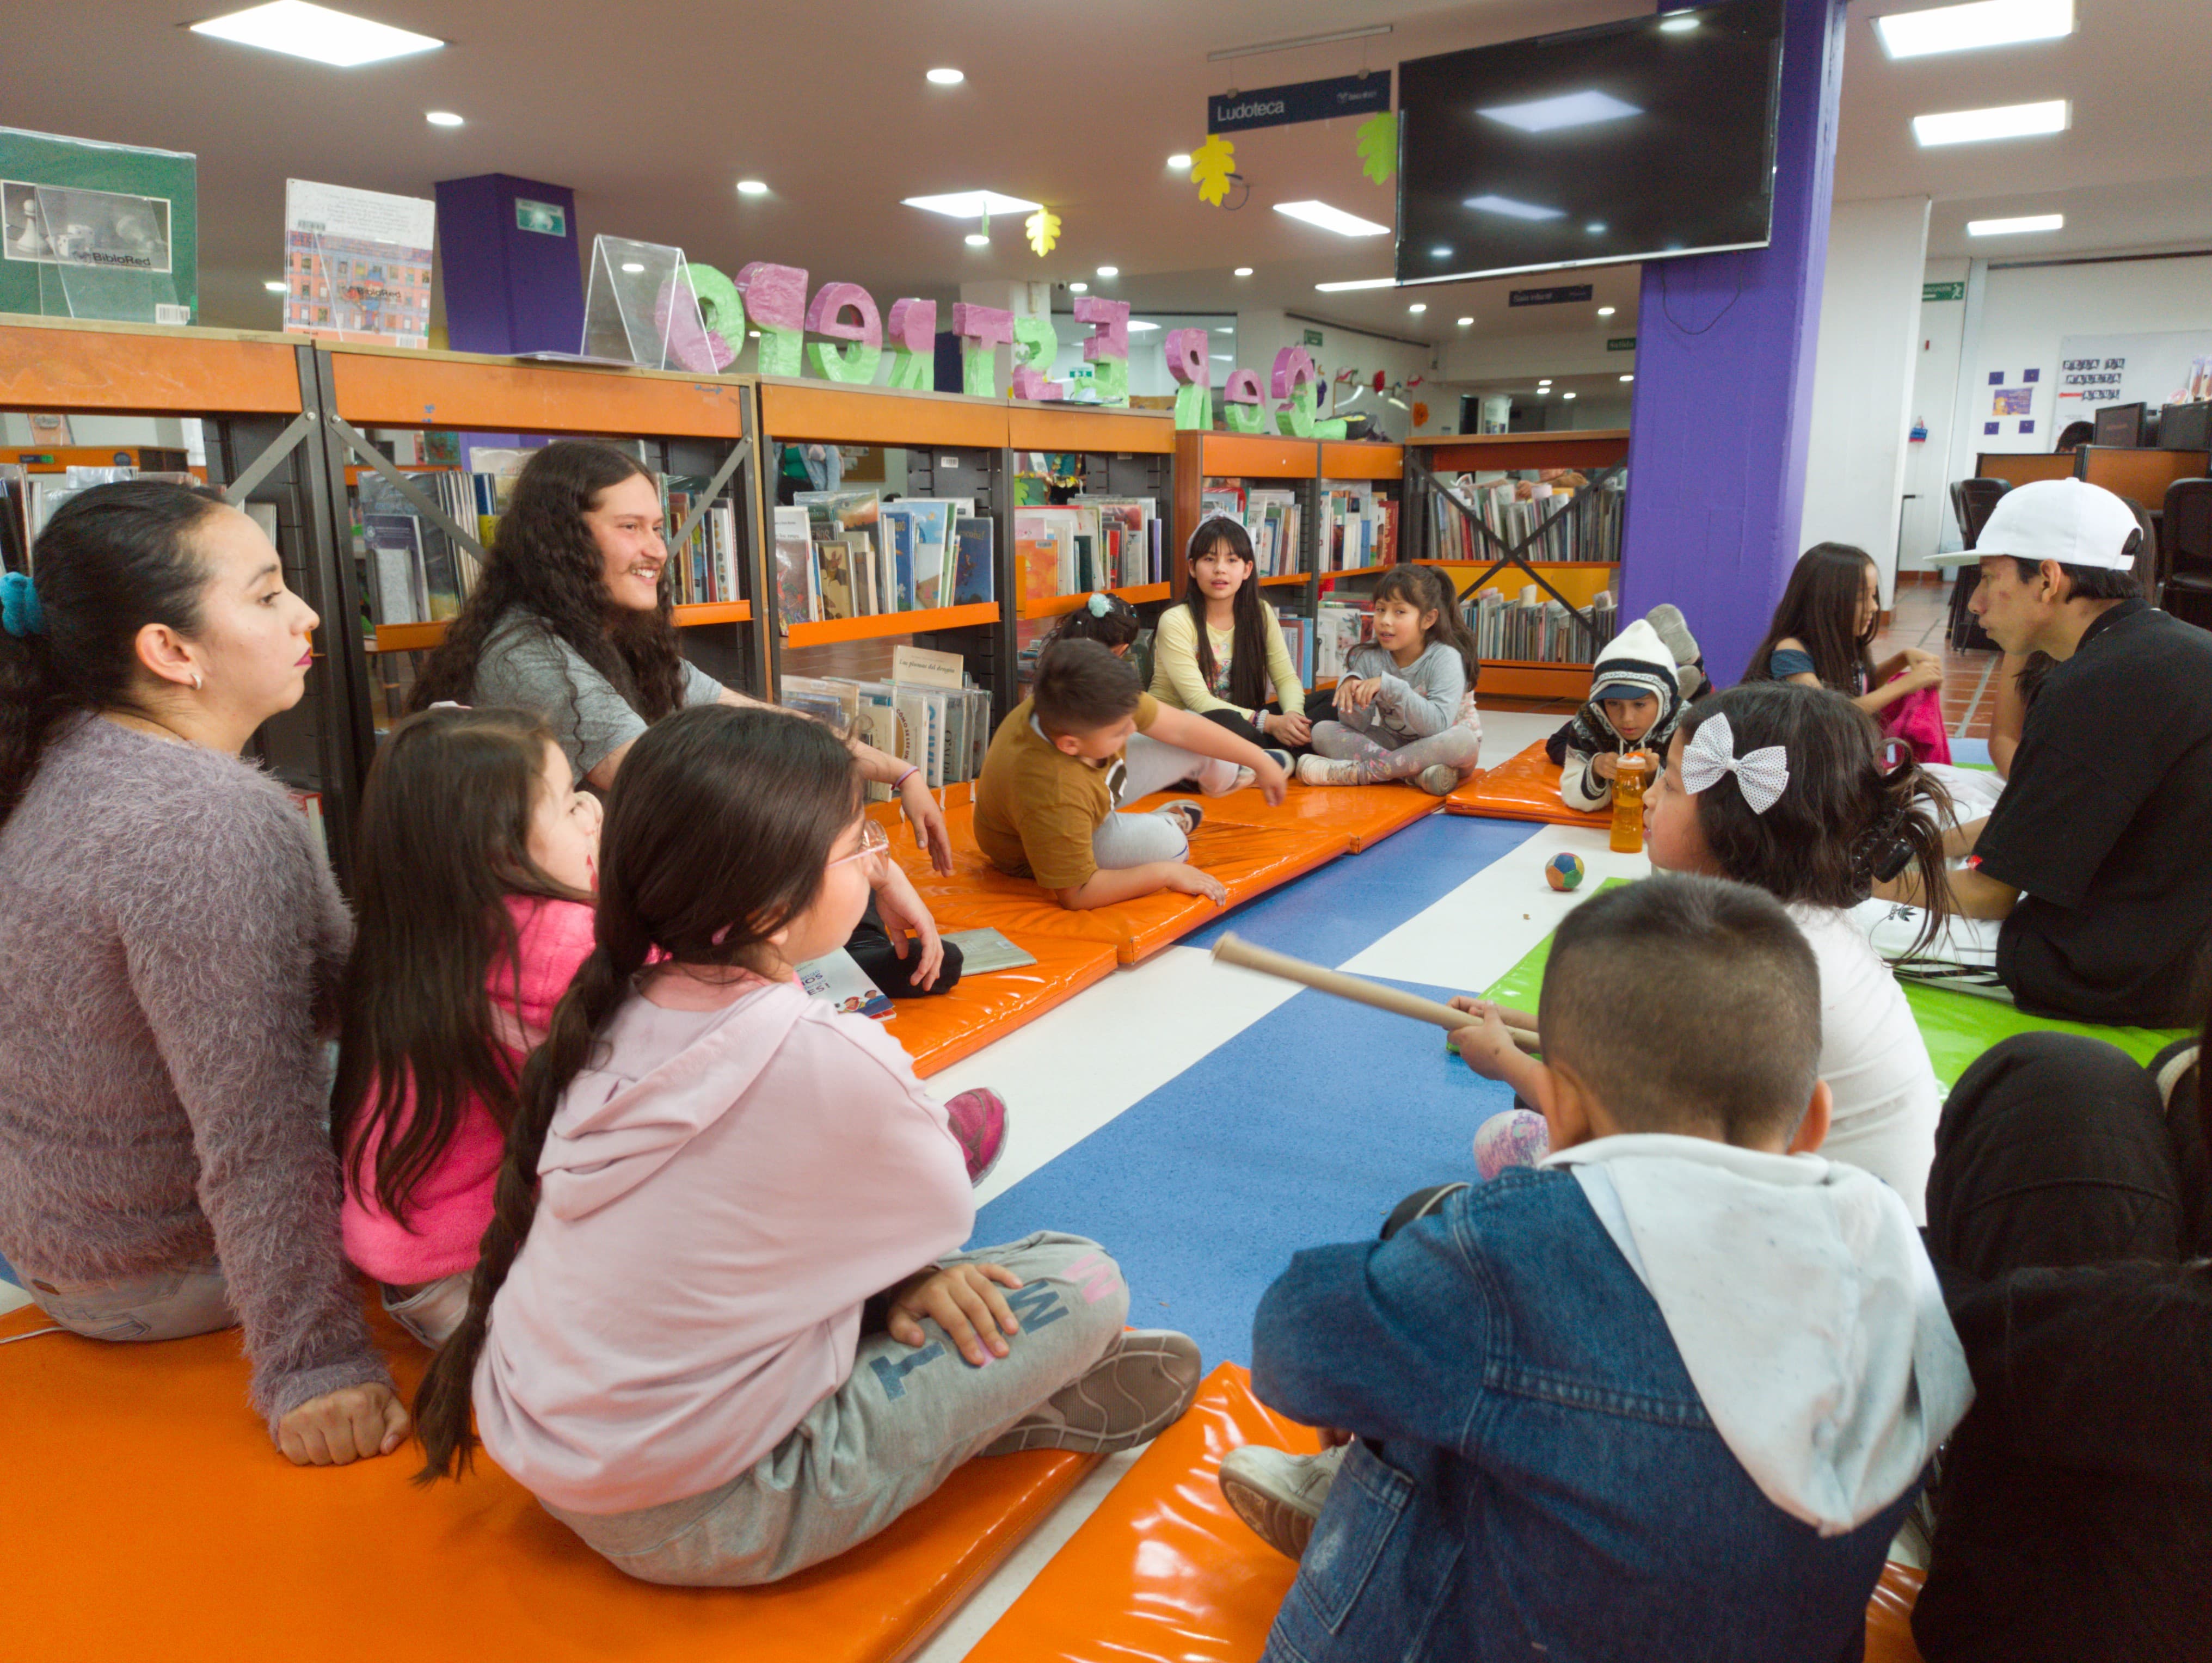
[1,127,198,323]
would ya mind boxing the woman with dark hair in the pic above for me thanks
[410,440,960,997]
[1741,541,1944,720]
[1148,515,1307,757]
[0,481,404,1465]
[2053,420,2095,454]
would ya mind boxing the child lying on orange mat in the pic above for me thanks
[973,638,1287,911]
[1220,874,1972,1663]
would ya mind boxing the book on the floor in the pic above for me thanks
[796,948,893,1019]
[942,927,1038,975]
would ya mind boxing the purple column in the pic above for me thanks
[1618,0,1849,687]
[434,174,584,355]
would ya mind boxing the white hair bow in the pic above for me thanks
[1680,713,1791,815]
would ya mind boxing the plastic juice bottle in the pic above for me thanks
[1609,750,1651,854]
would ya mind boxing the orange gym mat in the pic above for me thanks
[886,933,1120,1079]
[0,1295,1095,1663]
[1445,738,1612,829]
[967,1363,1930,1663]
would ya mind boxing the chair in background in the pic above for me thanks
[2164,477,2212,631]
[1946,478,2011,651]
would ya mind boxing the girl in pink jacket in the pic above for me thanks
[411,706,1200,1585]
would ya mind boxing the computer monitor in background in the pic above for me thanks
[2093,403,2147,448]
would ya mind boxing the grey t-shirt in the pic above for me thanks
[471,611,723,778]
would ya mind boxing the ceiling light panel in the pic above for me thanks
[1476,89,1641,134]
[1912,100,2069,147]
[1876,0,2072,59]
[1273,200,1392,237]
[901,190,1040,218]
[1313,277,1397,292]
[1967,212,2063,235]
[189,1,442,66]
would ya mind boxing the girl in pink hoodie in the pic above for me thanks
[410,706,1201,1586]
[333,705,601,1348]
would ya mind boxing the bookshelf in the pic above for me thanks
[0,313,372,879]
[1407,430,1629,703]
[1010,401,1176,620]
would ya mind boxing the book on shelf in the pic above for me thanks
[951,516,995,606]
[3,463,197,573]
[1464,583,1616,667]
[778,655,995,798]
[1427,471,1624,566]
[1319,485,1398,571]
[1273,606,1312,688]
[362,512,428,626]
[796,947,893,1020]
[661,476,739,606]
[772,505,818,625]
[1245,490,1302,578]
[795,489,988,623]
[1316,599,1377,683]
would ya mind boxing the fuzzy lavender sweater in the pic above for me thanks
[0,717,389,1430]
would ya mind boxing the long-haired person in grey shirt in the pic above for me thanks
[0,482,404,1466]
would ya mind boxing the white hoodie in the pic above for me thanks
[1545,1133,1973,1537]
[472,976,973,1514]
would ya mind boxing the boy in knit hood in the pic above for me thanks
[1236,874,1972,1663]
[1545,615,1685,811]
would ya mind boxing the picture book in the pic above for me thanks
[796,948,892,1019]
[773,505,816,625]
[941,927,1039,975]
[1013,509,1065,607]
[882,507,914,611]
[952,515,995,606]
[814,536,855,621]
[362,512,425,625]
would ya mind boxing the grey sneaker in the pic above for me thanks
[1297,754,1360,786]
[980,1329,1202,1456]
[1416,763,1460,796]
[1219,1442,1346,1559]
[1644,602,1701,672]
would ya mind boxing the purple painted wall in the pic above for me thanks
[1618,0,1850,687]
[434,174,584,356]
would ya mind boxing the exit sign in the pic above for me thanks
[1606,336,1637,352]
[1923,281,1965,302]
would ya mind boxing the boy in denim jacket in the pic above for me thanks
[1241,874,1972,1663]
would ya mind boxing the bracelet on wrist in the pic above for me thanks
[892,765,920,792]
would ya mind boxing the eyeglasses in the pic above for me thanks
[827,819,891,879]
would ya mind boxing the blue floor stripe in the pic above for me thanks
[970,977,1514,1370]
[1184,812,1536,966]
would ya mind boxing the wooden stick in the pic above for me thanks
[1211,932,1540,1051]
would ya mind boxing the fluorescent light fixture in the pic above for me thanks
[1456,316,1473,325]
[902,190,1040,218]
[1313,276,1397,292]
[1273,200,1391,237]
[1408,303,1427,313]
[1070,281,1088,292]
[1585,222,1606,233]
[1097,265,1119,278]
[1563,391,1577,400]
[964,232,991,247]
[263,279,287,292]
[1538,379,1552,386]
[1597,305,1617,316]
[1877,0,2072,59]
[620,261,645,273]
[1464,194,1565,221]
[1233,266,1254,276]
[1211,354,1233,361]
[1476,89,1640,134]
[1912,100,2069,147]
[1659,13,1700,31]
[1168,152,1193,170]
[1128,321,1160,332]
[926,66,965,84]
[735,179,769,195]
[1429,245,1451,257]
[1620,373,1635,381]
[425,110,462,127]
[1214,326,1234,333]
[189,1,442,66]
[1537,389,1549,396]
[1968,212,2064,235]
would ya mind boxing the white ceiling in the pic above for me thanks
[8,1,2205,346]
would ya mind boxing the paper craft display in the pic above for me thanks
[1355,111,1398,186]
[805,282,883,383]
[953,302,1015,397]
[685,262,746,365]
[1074,296,1130,406]
[658,276,733,373]
[1166,327,1213,430]
[580,235,712,370]
[887,298,936,391]
[1011,315,1062,401]
[1271,346,1348,439]
[1223,368,1268,434]
[737,261,807,377]
[1025,207,1060,257]
[1191,134,1238,206]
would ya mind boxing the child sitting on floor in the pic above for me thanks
[1226,874,1971,1663]
[974,638,1287,911]
[1297,565,1482,795]
[1544,616,1685,811]
[333,705,601,1350]
[411,706,1201,1585]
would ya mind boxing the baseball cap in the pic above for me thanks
[1593,681,1655,701]
[1928,478,2140,571]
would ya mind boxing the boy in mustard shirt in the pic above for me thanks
[975,639,1287,910]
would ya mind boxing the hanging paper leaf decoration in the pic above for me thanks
[1356,112,1398,186]
[1191,135,1237,207]
[1025,207,1061,257]
[1412,401,1430,428]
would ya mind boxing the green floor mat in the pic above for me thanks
[1479,880,2184,1094]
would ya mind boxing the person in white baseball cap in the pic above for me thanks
[1894,477,2212,1025]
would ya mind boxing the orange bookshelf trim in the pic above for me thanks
[758,379,1008,449]
[673,600,753,626]
[1320,563,1393,578]
[1194,433,1318,479]
[785,600,999,648]
[373,599,750,654]
[1412,430,1627,472]
[1008,405,1174,454]
[1019,582,1172,620]
[1319,441,1404,481]
[328,348,743,438]
[1258,572,1308,588]
[0,316,303,416]
[1415,559,1619,572]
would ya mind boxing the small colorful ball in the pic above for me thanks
[1474,1108,1552,1182]
[1543,852,1587,892]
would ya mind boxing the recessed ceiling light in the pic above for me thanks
[1097,265,1119,278]
[1127,321,1159,332]
[1478,89,1642,134]
[1313,276,1397,292]
[1456,316,1473,326]
[735,179,769,196]
[620,261,645,273]
[926,66,965,85]
[1408,303,1427,313]
[1537,388,1550,396]
[1539,379,1552,386]
[1070,281,1088,292]
[1658,13,1700,31]
[1211,354,1234,361]
[425,110,463,127]
[189,1,442,66]
[1233,267,1254,277]
[1913,100,2069,147]
[1620,373,1635,382]
[902,190,1040,218]
[1584,222,1606,234]
[1274,200,1392,237]
[1563,391,1577,400]
[964,232,991,247]
[263,279,287,292]
[1464,194,1565,221]
[1968,212,2064,236]
[1877,0,2072,59]
[1597,305,1617,316]
[1168,152,1193,170]
[1214,326,1234,334]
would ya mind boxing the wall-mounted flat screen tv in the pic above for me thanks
[1394,0,1784,286]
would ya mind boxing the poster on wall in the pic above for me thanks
[0,126,198,322]
[2057,330,2212,417]
[282,178,434,348]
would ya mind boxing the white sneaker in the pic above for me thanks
[1297,754,1360,786]
[1416,763,1460,796]
[1219,1442,1346,1559]
[981,1329,1203,1457]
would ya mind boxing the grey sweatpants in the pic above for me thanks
[542,1231,1128,1586]
[1310,719,1482,784]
